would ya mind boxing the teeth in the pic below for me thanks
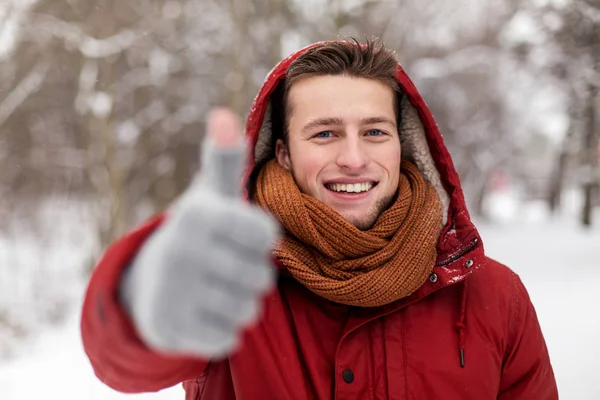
[327,182,374,193]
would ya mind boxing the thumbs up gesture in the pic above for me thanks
[121,108,279,358]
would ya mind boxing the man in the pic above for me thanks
[81,38,558,399]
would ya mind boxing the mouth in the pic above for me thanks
[324,181,378,194]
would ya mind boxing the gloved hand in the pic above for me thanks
[120,108,279,358]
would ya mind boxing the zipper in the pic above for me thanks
[435,237,479,267]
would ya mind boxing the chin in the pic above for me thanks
[343,212,378,231]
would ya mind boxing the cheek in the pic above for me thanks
[290,147,327,192]
[378,145,402,184]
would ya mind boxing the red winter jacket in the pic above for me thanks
[81,43,558,399]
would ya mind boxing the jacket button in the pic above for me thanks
[429,273,438,283]
[465,259,474,269]
[342,369,354,383]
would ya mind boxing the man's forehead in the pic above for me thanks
[287,77,396,109]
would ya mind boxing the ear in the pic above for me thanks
[275,139,291,170]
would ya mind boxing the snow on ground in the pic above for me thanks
[0,193,598,399]
[0,303,184,399]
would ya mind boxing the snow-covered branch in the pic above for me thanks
[0,61,48,127]
[31,14,145,59]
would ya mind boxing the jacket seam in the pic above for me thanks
[381,318,389,397]
[401,311,409,400]
[366,324,375,400]
[196,363,211,399]
[505,273,520,365]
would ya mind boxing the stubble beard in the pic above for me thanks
[346,193,396,231]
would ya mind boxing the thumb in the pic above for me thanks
[198,108,248,198]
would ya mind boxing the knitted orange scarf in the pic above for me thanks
[253,159,443,307]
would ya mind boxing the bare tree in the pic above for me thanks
[581,83,599,226]
[527,0,600,224]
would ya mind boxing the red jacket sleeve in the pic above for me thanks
[498,273,558,399]
[80,214,208,393]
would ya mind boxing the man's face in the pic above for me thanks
[275,75,401,230]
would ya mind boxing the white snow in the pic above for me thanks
[90,92,114,118]
[0,192,598,399]
[0,0,38,60]
[0,304,184,399]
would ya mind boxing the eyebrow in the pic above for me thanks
[359,116,396,127]
[301,117,344,133]
[301,116,396,133]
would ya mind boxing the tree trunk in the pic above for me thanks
[227,0,250,116]
[473,170,492,221]
[548,122,574,213]
[581,84,598,227]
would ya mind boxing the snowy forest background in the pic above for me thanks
[0,0,598,398]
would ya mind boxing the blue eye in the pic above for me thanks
[367,129,384,136]
[316,131,333,138]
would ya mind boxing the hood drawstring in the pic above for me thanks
[455,279,468,368]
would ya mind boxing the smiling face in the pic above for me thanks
[275,75,401,230]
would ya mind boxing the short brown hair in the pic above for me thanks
[272,37,401,144]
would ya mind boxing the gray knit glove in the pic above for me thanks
[120,109,279,358]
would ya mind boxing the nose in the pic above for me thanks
[336,135,368,172]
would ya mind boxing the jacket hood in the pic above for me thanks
[243,41,483,275]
